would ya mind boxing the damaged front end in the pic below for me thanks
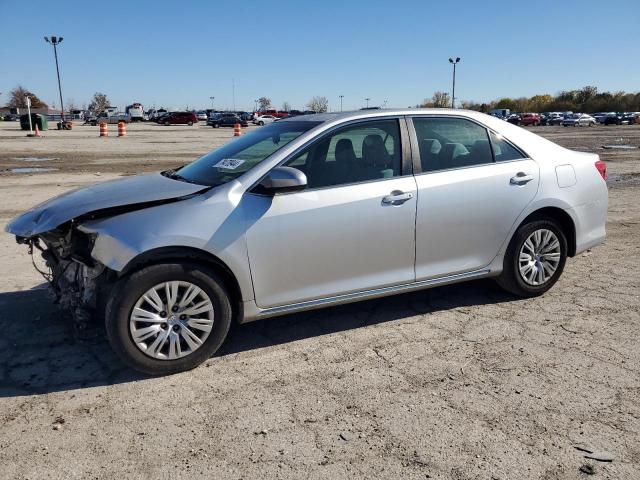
[19,223,114,337]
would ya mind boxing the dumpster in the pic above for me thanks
[20,113,48,131]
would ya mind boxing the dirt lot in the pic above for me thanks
[0,121,639,479]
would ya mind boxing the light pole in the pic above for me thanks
[209,96,215,110]
[365,97,370,108]
[448,57,460,108]
[383,99,388,109]
[44,36,65,121]
[339,95,344,112]
[254,99,258,112]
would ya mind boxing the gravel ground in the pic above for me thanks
[0,121,639,479]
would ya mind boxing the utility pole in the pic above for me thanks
[448,57,460,108]
[44,36,65,121]
[365,97,370,108]
[339,95,344,112]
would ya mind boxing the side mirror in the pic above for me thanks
[257,166,307,194]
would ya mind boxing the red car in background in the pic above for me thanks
[259,109,289,118]
[519,113,541,126]
[160,111,198,126]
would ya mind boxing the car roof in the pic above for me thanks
[277,108,499,124]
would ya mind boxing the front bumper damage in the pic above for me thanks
[20,224,114,337]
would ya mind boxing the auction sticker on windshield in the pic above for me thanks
[214,158,245,170]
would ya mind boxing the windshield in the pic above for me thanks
[174,120,320,186]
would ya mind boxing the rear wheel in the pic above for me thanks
[496,218,567,297]
[188,121,193,126]
[106,263,232,375]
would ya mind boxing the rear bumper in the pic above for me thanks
[570,195,608,255]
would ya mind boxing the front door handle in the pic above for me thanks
[382,190,414,206]
[510,172,534,185]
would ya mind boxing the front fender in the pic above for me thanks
[78,188,256,302]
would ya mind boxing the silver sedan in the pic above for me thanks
[7,109,608,374]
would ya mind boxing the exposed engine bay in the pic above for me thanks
[19,223,113,337]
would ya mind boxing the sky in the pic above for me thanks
[1,0,639,112]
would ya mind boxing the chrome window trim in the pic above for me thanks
[406,115,531,176]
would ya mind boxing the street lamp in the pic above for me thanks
[44,36,65,122]
[448,57,460,108]
[365,97,370,108]
[209,96,215,109]
[254,99,258,112]
[383,99,388,109]
[339,95,344,112]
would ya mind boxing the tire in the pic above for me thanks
[164,121,170,126]
[496,218,568,297]
[258,121,264,126]
[188,121,193,126]
[105,262,232,375]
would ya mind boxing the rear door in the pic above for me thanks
[408,116,539,280]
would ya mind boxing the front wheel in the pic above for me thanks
[496,218,567,297]
[258,121,264,126]
[106,263,232,375]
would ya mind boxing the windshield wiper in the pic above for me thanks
[162,169,199,184]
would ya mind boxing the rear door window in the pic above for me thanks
[489,131,526,162]
[412,117,493,172]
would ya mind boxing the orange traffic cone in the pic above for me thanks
[99,122,108,137]
[118,121,126,137]
[233,123,241,136]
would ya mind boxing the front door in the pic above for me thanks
[245,118,417,309]
[409,116,539,280]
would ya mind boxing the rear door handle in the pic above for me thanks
[382,191,414,205]
[510,172,534,185]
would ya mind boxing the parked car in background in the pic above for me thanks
[3,114,20,121]
[258,109,289,118]
[519,113,541,126]
[6,108,609,374]
[207,113,248,128]
[562,114,596,127]
[591,112,609,124]
[126,103,145,122]
[148,109,168,121]
[237,112,254,122]
[160,111,197,126]
[506,114,521,125]
[253,114,276,126]
[91,110,129,125]
[622,112,639,125]
[196,111,208,121]
[603,113,626,125]
[546,114,565,126]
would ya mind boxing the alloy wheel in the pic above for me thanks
[129,281,215,360]
[518,229,561,286]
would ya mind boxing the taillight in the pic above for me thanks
[595,160,607,180]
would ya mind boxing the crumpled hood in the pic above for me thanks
[5,172,208,237]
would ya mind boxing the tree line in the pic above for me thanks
[5,84,639,115]
[457,86,640,113]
